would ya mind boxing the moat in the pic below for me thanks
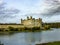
[0,28,60,45]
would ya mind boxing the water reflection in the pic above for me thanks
[25,32,42,45]
[0,32,42,45]
[0,29,60,45]
[41,28,60,43]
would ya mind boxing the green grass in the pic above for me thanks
[36,41,60,45]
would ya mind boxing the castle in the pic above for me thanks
[21,16,42,28]
[0,16,42,30]
[0,16,60,31]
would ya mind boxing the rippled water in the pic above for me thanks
[0,28,60,45]
[0,32,41,45]
[41,28,60,43]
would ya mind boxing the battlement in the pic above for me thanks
[21,16,42,28]
[27,16,32,20]
[21,16,42,22]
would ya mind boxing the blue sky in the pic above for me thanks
[0,0,60,23]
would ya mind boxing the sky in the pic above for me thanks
[0,0,60,23]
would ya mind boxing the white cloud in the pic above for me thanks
[39,0,60,15]
[0,0,3,4]
[1,0,60,23]
[43,15,60,23]
[17,0,60,16]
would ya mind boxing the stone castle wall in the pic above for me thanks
[0,24,24,29]
[21,16,42,28]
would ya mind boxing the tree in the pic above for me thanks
[8,26,14,31]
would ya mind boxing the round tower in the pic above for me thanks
[27,16,29,20]
[30,16,32,19]
[21,18,23,24]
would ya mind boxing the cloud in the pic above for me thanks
[40,0,60,16]
[1,0,60,23]
[19,0,60,17]
[24,0,60,16]
[0,2,19,21]
[0,0,3,4]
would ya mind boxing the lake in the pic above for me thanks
[0,28,60,45]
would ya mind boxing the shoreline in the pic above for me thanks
[36,41,60,45]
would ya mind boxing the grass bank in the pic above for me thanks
[36,41,60,45]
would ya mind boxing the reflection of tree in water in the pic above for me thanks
[25,32,42,45]
[0,41,4,45]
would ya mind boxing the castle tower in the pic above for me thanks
[39,18,42,23]
[27,16,29,20]
[30,16,32,19]
[39,18,41,20]
[21,18,23,24]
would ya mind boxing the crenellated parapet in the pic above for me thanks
[21,16,42,28]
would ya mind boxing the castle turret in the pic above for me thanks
[39,18,42,21]
[21,18,23,24]
[30,16,32,19]
[27,16,29,20]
